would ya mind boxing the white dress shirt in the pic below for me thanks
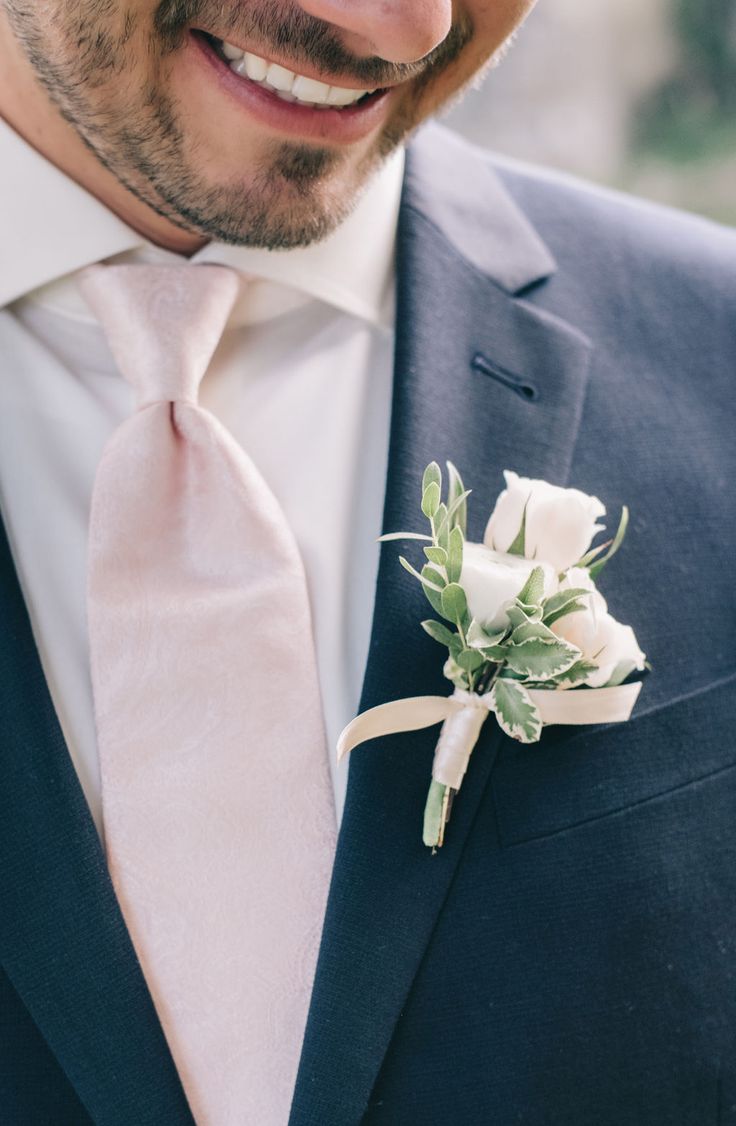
[0,117,404,838]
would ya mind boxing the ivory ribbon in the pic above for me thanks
[338,681,642,791]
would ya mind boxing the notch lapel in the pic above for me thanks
[0,520,193,1123]
[289,125,595,1126]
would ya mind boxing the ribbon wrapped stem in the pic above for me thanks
[423,695,492,849]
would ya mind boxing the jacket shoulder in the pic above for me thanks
[486,148,736,294]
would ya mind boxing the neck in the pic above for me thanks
[0,12,206,255]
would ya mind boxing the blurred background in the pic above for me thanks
[444,0,736,224]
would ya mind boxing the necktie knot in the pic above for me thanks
[78,263,241,407]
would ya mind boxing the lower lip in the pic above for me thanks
[188,32,394,145]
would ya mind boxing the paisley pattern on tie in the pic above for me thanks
[79,263,337,1125]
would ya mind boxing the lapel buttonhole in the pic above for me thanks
[472,351,540,403]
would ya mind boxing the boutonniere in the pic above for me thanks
[339,465,647,851]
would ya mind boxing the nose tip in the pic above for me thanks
[298,0,453,65]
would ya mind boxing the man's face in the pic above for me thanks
[3,0,535,248]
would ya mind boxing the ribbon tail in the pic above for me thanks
[527,681,642,726]
[336,696,456,762]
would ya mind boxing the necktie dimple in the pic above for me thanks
[78,263,337,1125]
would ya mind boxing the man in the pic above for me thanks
[0,0,734,1123]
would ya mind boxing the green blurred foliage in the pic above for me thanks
[637,0,736,161]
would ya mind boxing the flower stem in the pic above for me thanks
[474,663,502,697]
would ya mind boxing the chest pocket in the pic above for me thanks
[491,670,736,846]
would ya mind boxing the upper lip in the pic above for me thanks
[193,28,397,92]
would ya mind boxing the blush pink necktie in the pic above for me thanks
[78,263,337,1126]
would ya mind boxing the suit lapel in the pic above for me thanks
[0,520,193,1123]
[289,125,595,1125]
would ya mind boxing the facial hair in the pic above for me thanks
[3,0,472,248]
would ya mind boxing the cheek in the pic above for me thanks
[474,0,539,32]
[396,0,534,122]
[459,0,538,73]
[41,5,153,108]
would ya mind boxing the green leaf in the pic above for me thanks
[399,558,448,621]
[421,481,441,520]
[516,565,546,607]
[465,619,510,662]
[467,620,508,650]
[377,531,433,543]
[436,489,472,542]
[497,668,527,682]
[435,503,450,551]
[506,602,543,629]
[541,587,590,621]
[455,647,485,673]
[504,637,580,681]
[575,540,610,569]
[423,780,450,848]
[440,582,468,626]
[542,600,589,627]
[421,564,448,617]
[422,461,442,496]
[421,619,458,648]
[424,546,448,567]
[446,461,468,537]
[446,525,464,584]
[490,679,542,743]
[399,555,442,590]
[422,564,446,589]
[588,506,629,581]
[505,496,530,557]
[510,619,560,645]
[553,658,599,688]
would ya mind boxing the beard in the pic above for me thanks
[3,0,472,249]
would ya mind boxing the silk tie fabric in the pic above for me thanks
[78,263,337,1125]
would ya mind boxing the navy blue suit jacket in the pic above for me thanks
[2,123,735,1125]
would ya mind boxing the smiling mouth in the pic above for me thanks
[193,31,386,111]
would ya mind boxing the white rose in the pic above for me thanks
[484,470,606,573]
[460,542,556,633]
[552,574,646,688]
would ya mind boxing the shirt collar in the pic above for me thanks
[0,116,403,329]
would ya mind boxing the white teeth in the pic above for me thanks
[221,41,244,61]
[233,53,270,84]
[291,75,330,104]
[325,85,365,106]
[243,52,268,82]
[218,40,375,108]
[265,62,295,92]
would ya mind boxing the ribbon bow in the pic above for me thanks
[338,681,642,848]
